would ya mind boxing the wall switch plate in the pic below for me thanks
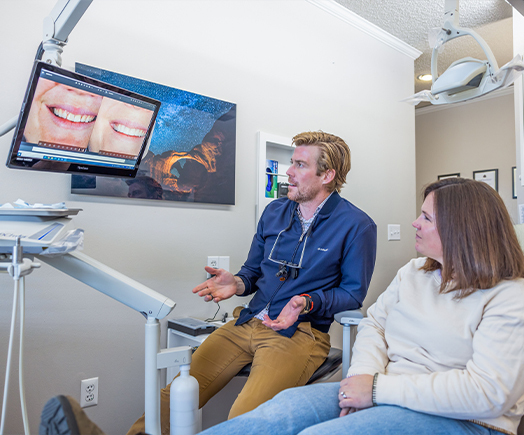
[387,224,401,241]
[80,377,98,408]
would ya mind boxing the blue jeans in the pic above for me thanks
[199,382,502,435]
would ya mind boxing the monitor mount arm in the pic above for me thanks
[41,0,92,67]
[0,0,92,138]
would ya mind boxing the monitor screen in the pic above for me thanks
[6,61,161,178]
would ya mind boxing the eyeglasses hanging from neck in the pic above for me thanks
[267,204,314,280]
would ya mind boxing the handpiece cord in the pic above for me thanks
[19,277,30,435]
[0,279,20,435]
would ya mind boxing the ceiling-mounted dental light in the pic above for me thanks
[404,0,524,106]
[431,58,487,96]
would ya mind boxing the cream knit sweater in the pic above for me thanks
[349,257,524,435]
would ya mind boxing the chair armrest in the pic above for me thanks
[334,309,364,378]
[335,309,363,326]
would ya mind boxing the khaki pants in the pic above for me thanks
[127,313,331,435]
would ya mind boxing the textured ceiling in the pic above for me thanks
[335,0,514,105]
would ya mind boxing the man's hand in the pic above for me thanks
[192,267,244,303]
[261,295,307,331]
[337,375,373,414]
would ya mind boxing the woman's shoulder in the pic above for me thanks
[393,257,439,285]
[478,278,524,320]
[398,257,430,274]
[485,277,524,298]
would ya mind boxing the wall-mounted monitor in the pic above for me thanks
[6,61,161,178]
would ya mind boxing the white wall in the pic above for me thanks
[0,1,417,433]
[415,90,518,223]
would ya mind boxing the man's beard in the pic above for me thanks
[287,184,321,203]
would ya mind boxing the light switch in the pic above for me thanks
[388,224,401,241]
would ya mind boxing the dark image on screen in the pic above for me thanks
[71,63,237,205]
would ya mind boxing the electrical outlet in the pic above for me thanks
[207,256,219,278]
[207,256,219,268]
[207,256,230,278]
[80,377,98,408]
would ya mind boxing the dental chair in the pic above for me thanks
[236,309,363,383]
[169,309,363,431]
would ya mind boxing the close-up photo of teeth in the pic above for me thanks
[111,122,146,137]
[51,107,96,123]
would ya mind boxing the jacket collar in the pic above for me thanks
[290,191,341,217]
[287,191,340,234]
[318,191,341,216]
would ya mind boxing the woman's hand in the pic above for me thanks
[339,407,359,417]
[338,374,374,413]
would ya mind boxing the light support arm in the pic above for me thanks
[431,22,499,84]
[145,317,162,435]
[444,0,459,28]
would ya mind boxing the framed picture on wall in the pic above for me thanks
[473,169,498,191]
[70,63,237,205]
[513,166,518,199]
[437,173,460,180]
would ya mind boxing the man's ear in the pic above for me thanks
[322,169,335,185]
